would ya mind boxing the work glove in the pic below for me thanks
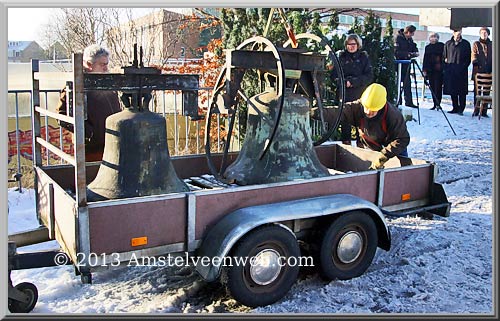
[369,153,389,170]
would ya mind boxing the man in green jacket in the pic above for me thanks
[314,83,410,170]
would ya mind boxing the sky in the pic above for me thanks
[7,7,486,45]
[7,8,154,43]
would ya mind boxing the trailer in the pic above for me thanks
[8,55,451,312]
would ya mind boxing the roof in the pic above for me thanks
[8,41,36,51]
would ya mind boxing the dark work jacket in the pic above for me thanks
[56,89,121,154]
[319,101,410,158]
[422,42,444,74]
[443,37,471,95]
[394,29,419,60]
[337,50,373,102]
[472,38,492,77]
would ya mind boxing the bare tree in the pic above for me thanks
[42,8,113,54]
[41,8,214,70]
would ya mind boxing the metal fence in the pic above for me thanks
[7,87,226,191]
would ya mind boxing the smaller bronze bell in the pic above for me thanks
[87,93,189,201]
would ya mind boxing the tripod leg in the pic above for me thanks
[411,61,420,124]
[403,63,412,106]
[412,60,456,136]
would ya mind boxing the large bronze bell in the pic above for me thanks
[224,89,329,185]
[87,94,189,201]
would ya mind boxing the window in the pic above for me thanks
[339,14,355,24]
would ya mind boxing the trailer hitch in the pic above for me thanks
[8,241,72,313]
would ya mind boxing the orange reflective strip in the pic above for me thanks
[401,193,411,201]
[131,236,148,247]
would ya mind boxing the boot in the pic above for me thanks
[472,107,479,117]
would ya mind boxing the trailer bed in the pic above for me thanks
[33,143,450,269]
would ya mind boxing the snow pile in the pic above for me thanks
[8,100,493,314]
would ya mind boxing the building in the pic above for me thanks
[45,41,69,62]
[107,9,220,68]
[8,41,46,62]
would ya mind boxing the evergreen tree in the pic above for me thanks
[218,9,309,137]
[379,16,397,103]
[348,16,363,35]
[360,11,382,81]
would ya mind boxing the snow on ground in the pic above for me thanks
[8,100,493,314]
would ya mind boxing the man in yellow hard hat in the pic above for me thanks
[313,83,410,169]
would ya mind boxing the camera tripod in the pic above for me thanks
[396,59,456,136]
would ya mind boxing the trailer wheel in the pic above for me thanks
[222,225,300,307]
[320,211,378,280]
[8,282,38,313]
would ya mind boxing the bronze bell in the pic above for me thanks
[224,89,329,185]
[87,93,189,201]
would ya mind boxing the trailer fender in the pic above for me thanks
[195,194,390,282]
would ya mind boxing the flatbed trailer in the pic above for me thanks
[7,55,450,312]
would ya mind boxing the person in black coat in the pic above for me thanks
[335,34,373,144]
[422,32,445,110]
[394,25,419,108]
[443,28,471,115]
[471,27,492,117]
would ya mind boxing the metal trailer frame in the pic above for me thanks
[25,144,450,276]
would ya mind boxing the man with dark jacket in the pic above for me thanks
[56,44,121,161]
[471,27,492,117]
[443,28,471,116]
[395,25,419,108]
[313,84,410,169]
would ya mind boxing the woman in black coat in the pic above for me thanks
[443,28,471,115]
[422,32,444,110]
[335,34,373,144]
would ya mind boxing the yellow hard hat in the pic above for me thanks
[360,83,387,111]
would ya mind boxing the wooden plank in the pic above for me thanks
[88,196,187,254]
[35,106,74,124]
[194,174,378,239]
[382,167,431,206]
[36,137,76,166]
[34,71,73,82]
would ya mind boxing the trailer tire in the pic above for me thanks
[320,211,378,280]
[222,225,300,307]
[8,282,38,313]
